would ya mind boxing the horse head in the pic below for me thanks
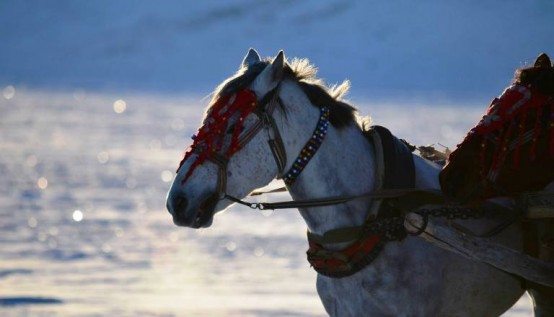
[166,49,291,228]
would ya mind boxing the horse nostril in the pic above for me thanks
[175,196,188,213]
[167,195,188,216]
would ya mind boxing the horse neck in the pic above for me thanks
[276,82,376,237]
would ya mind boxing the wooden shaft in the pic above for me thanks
[404,212,554,288]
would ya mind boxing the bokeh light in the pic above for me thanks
[225,241,237,252]
[72,210,84,222]
[3,85,15,99]
[37,177,48,189]
[161,170,173,183]
[113,99,127,113]
[97,151,110,164]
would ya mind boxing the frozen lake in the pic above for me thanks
[0,88,533,316]
[1,0,550,314]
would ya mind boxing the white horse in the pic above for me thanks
[167,49,550,316]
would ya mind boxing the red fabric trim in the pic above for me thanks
[471,84,552,172]
[307,234,381,274]
[178,89,257,183]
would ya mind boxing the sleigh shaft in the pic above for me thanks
[404,212,554,288]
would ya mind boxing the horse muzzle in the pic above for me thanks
[166,192,219,228]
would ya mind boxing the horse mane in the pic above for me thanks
[513,53,554,96]
[211,57,357,129]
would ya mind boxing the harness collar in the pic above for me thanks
[306,126,416,278]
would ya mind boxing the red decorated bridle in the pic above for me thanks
[177,86,288,212]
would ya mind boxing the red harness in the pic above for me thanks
[307,234,384,277]
[440,83,554,202]
[178,89,258,183]
[471,84,554,169]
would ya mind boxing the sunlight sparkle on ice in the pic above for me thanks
[161,170,173,183]
[97,151,110,164]
[225,241,237,252]
[113,99,127,113]
[37,177,48,189]
[72,210,84,222]
[3,85,15,99]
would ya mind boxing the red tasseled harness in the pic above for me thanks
[472,83,554,173]
[440,83,554,202]
[307,233,384,277]
[178,89,258,182]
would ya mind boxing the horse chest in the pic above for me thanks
[315,239,444,316]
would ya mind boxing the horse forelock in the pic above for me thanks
[207,56,357,129]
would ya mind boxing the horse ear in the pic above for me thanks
[271,50,285,81]
[252,50,285,93]
[242,48,261,68]
[264,50,285,83]
[534,53,552,68]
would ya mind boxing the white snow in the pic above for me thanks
[1,0,550,315]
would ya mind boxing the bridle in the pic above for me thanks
[176,84,289,217]
[210,85,288,200]
[177,83,428,217]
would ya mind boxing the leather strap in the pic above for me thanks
[225,188,443,210]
